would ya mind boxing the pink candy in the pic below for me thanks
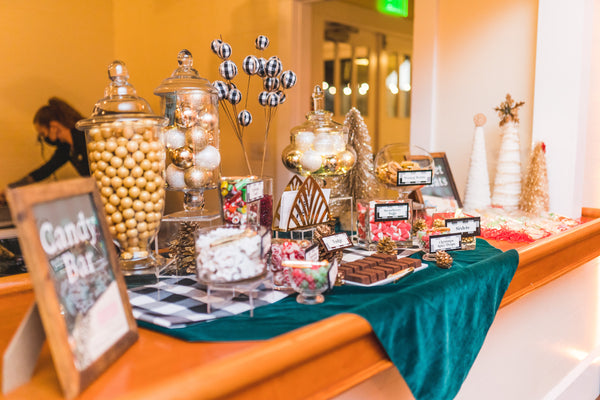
[357,200,411,242]
[270,239,313,287]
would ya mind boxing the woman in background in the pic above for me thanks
[0,97,89,203]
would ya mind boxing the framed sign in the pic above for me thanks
[412,152,462,209]
[5,177,137,399]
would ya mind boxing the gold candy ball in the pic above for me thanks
[170,146,194,169]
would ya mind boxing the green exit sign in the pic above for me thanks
[377,0,408,17]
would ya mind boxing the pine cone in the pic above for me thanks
[412,218,427,234]
[167,221,200,275]
[376,236,396,255]
[435,251,453,269]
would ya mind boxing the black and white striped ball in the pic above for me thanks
[265,57,282,77]
[276,90,286,104]
[263,77,280,91]
[242,55,259,75]
[228,88,242,105]
[255,35,270,50]
[281,70,297,89]
[267,92,280,107]
[219,60,238,80]
[218,43,232,59]
[256,57,267,78]
[210,39,222,55]
[237,110,253,126]
[258,91,270,106]
[212,80,229,100]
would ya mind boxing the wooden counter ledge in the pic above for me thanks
[1,216,599,399]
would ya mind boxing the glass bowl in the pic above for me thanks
[195,224,269,285]
[374,143,434,198]
[283,260,332,304]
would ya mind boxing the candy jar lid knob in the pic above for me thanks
[106,60,136,97]
[312,85,324,112]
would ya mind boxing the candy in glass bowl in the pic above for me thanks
[374,143,434,198]
[283,260,333,304]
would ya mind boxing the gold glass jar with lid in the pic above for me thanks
[76,60,167,273]
[282,86,356,177]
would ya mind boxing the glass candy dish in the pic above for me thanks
[374,143,434,197]
[283,260,332,304]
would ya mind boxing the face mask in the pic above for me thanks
[42,136,60,146]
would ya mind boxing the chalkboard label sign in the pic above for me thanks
[374,203,410,222]
[445,217,481,236]
[396,170,433,186]
[417,153,463,208]
[429,233,462,253]
[5,177,138,399]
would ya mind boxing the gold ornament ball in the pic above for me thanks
[282,149,303,171]
[198,112,218,131]
[185,126,209,150]
[175,104,198,128]
[337,150,356,172]
[170,146,194,169]
[184,166,210,189]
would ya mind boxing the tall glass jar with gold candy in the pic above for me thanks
[76,60,167,274]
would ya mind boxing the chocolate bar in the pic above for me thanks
[342,253,419,284]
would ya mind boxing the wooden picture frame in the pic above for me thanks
[6,177,138,399]
[411,152,463,209]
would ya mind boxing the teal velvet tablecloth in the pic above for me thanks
[138,239,518,400]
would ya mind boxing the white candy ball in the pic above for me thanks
[195,145,221,169]
[313,133,336,155]
[164,128,186,149]
[166,163,186,188]
[295,131,315,150]
[300,150,322,172]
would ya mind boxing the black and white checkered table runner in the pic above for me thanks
[128,277,288,329]
[127,247,420,329]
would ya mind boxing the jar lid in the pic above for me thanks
[154,49,216,95]
[76,60,165,128]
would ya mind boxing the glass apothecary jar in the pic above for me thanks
[282,86,356,177]
[76,60,167,274]
[154,49,221,212]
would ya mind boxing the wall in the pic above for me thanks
[0,1,114,187]
[412,0,539,207]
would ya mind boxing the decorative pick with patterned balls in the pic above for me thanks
[212,80,229,100]
[281,70,297,89]
[265,57,282,77]
[255,35,270,50]
[210,34,297,176]
[258,91,269,106]
[238,110,252,126]
[210,39,222,55]
[228,88,242,105]
[219,60,238,80]
[242,55,259,75]
[218,43,232,60]
[263,77,280,91]
[256,57,267,78]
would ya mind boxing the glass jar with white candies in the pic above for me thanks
[154,50,221,212]
[76,60,168,273]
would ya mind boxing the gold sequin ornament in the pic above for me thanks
[435,251,453,269]
[376,236,396,255]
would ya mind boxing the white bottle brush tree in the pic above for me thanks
[463,113,491,210]
[491,94,525,210]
